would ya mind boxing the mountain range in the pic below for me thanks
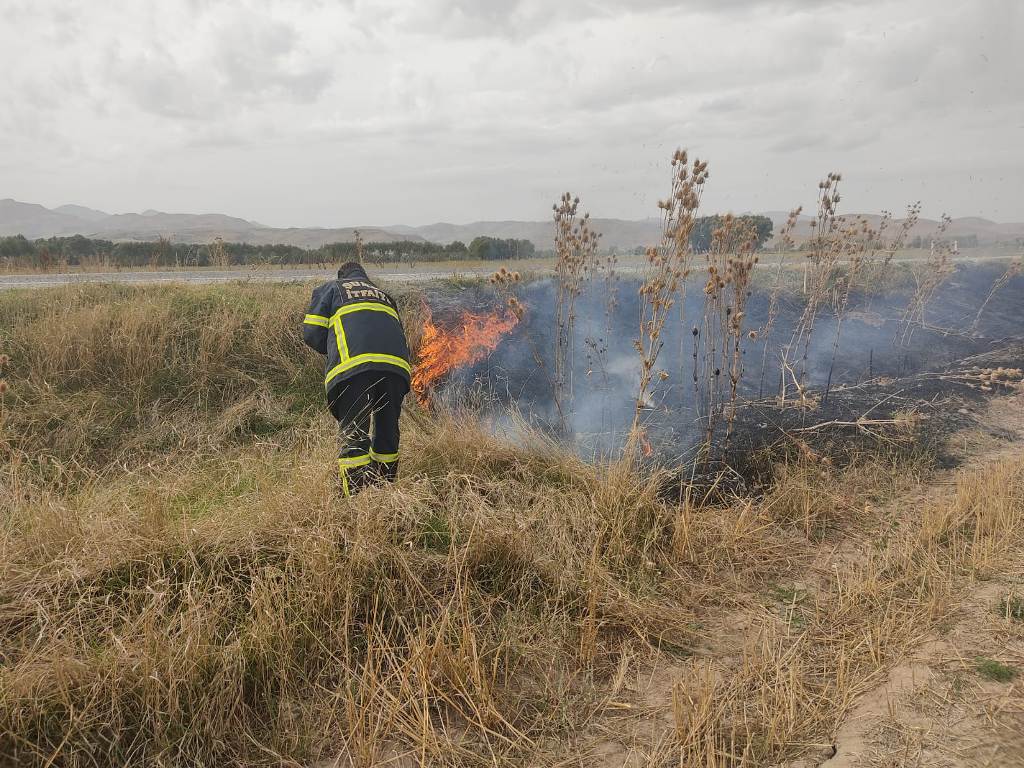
[2,198,1022,251]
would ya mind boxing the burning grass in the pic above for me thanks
[411,303,521,406]
[1,282,1023,766]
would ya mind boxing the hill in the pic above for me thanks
[2,198,1023,251]
[762,210,1024,247]
[0,199,424,247]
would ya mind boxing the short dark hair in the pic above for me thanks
[337,261,368,279]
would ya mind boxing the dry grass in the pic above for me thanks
[665,451,1024,766]
[0,283,1021,767]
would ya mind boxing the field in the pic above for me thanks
[0,266,1022,767]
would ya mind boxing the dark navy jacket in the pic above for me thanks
[302,265,411,399]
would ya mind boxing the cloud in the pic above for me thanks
[382,0,865,40]
[99,7,335,120]
[0,0,1020,226]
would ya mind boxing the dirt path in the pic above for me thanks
[818,393,1024,768]
[822,579,1024,768]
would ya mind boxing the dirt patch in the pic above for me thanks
[807,393,1024,768]
[821,580,1024,768]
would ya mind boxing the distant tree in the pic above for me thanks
[690,217,718,252]
[467,236,535,260]
[404,246,419,271]
[149,236,172,268]
[0,235,465,271]
[37,244,53,271]
[445,240,468,258]
[209,237,230,268]
[0,235,32,263]
[354,230,365,265]
[690,215,773,252]
[747,215,773,249]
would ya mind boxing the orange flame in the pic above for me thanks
[412,303,520,405]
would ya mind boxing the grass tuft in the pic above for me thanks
[998,595,1024,621]
[975,657,1018,683]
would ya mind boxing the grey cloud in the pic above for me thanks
[211,16,334,102]
[0,0,1021,225]
[390,0,872,40]
[102,10,335,120]
[767,133,828,153]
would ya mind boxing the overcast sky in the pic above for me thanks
[1,0,1021,226]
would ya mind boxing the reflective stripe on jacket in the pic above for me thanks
[302,277,411,398]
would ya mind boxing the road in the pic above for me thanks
[0,253,1013,291]
[0,266,511,290]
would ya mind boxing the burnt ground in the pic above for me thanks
[422,262,1024,482]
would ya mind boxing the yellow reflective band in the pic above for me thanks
[334,315,350,362]
[325,354,412,387]
[338,454,372,468]
[331,302,400,323]
[304,314,330,327]
[370,449,399,463]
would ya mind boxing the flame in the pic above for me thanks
[412,303,520,405]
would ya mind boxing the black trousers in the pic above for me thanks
[328,371,407,497]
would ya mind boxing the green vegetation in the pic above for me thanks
[998,595,1024,621]
[467,235,537,261]
[623,213,774,255]
[975,657,1018,683]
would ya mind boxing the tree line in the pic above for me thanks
[0,234,539,271]
[623,214,774,255]
[0,218,779,272]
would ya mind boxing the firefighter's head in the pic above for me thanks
[338,261,369,280]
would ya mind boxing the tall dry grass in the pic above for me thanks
[1,282,1021,767]
[0,284,683,765]
[0,283,430,470]
[0,388,694,762]
[896,213,957,344]
[668,452,1024,766]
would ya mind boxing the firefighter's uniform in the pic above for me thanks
[302,264,411,496]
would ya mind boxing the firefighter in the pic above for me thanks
[302,262,411,497]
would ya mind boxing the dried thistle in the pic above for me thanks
[631,149,708,457]
[552,192,601,431]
